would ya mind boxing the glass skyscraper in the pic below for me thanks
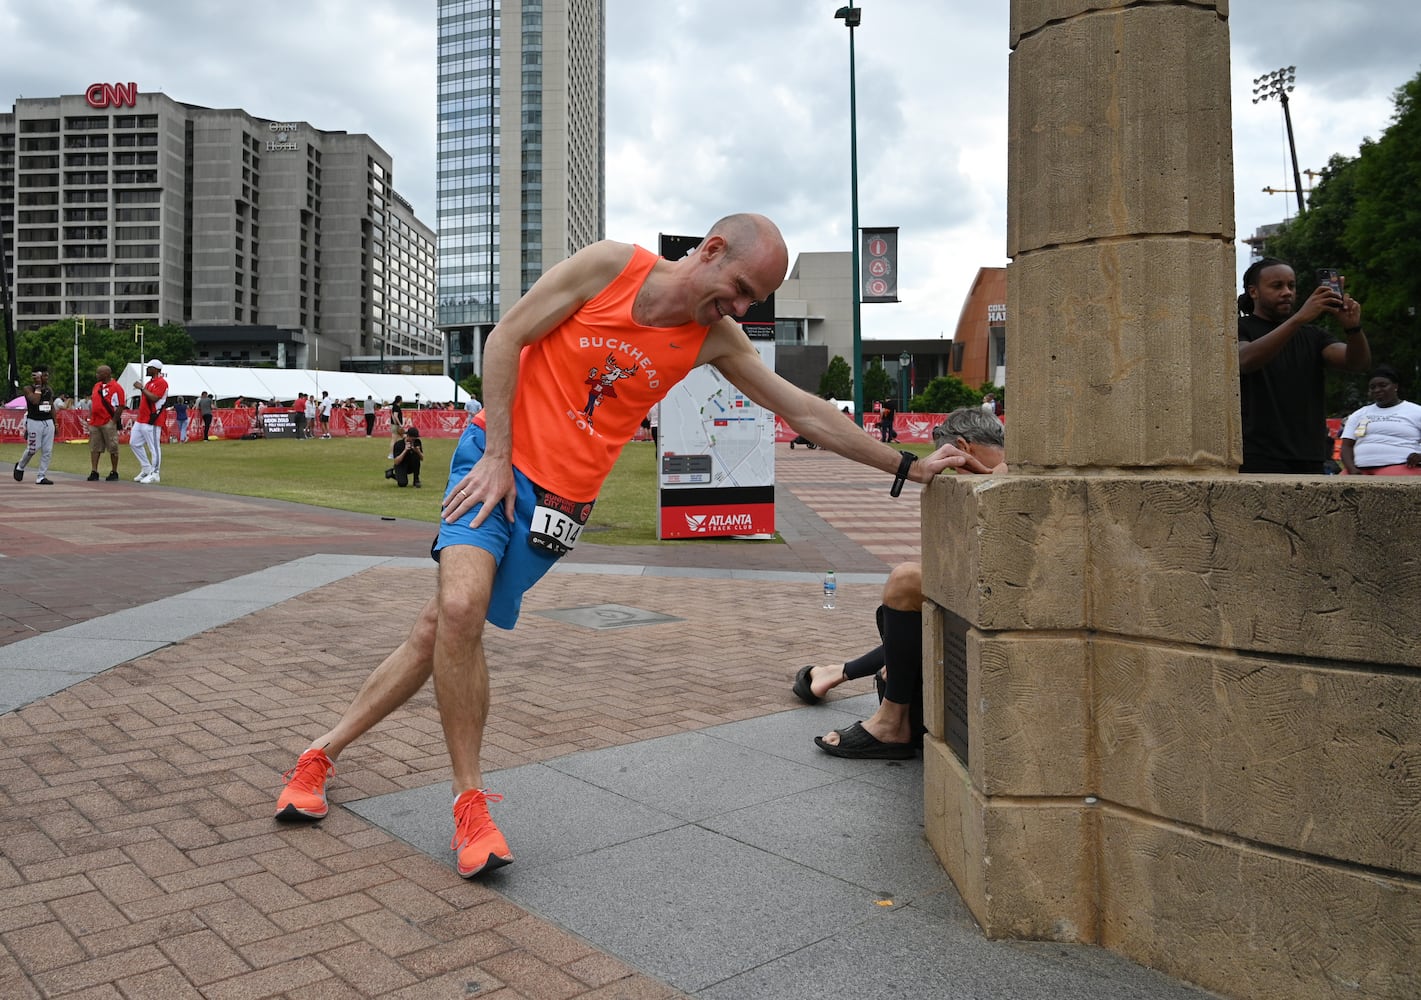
[436,0,604,367]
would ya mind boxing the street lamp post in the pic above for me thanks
[1253,66,1305,217]
[898,350,911,411]
[73,315,85,400]
[449,332,462,406]
[134,324,144,368]
[835,5,864,426]
[0,231,17,401]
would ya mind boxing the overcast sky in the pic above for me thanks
[2,1,1417,340]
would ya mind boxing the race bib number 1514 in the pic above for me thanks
[528,486,595,557]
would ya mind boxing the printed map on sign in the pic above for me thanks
[659,367,773,488]
[659,358,775,490]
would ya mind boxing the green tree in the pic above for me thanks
[14,320,196,395]
[1346,73,1421,390]
[863,359,894,406]
[459,372,483,400]
[818,354,853,400]
[909,374,980,413]
[1263,70,1421,412]
[978,380,1004,411]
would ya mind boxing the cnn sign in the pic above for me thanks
[85,82,138,109]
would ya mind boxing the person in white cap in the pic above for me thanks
[130,359,169,483]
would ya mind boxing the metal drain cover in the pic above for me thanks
[533,603,684,630]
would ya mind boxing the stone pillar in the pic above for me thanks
[921,3,1421,999]
[1004,0,1238,471]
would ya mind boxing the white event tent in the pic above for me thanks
[117,364,460,405]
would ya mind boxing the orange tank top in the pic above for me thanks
[476,246,711,500]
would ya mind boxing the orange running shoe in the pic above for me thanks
[275,748,334,820]
[452,788,513,877]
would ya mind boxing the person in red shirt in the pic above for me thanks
[129,359,169,484]
[293,393,309,440]
[87,364,126,481]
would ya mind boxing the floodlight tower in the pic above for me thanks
[1253,66,1305,216]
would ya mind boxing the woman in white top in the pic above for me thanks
[1340,365,1421,476]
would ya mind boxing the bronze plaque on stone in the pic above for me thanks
[941,609,970,766]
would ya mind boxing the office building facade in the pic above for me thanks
[0,87,437,369]
[437,0,605,371]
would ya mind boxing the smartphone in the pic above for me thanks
[1317,268,1344,298]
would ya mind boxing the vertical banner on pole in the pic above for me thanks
[860,227,899,304]
[655,234,777,540]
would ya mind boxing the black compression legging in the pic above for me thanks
[879,606,923,708]
[840,602,924,698]
[842,643,887,681]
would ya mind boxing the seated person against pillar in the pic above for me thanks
[1237,257,1370,474]
[386,427,424,487]
[793,407,1005,760]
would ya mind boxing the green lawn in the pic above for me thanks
[37,434,664,545]
[37,433,935,545]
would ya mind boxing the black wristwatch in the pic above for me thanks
[890,450,917,497]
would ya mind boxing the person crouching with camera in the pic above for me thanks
[385,427,423,487]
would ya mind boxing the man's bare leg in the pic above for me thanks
[831,699,913,746]
[306,595,441,760]
[882,561,924,614]
[430,545,497,794]
[430,545,513,876]
[277,594,441,818]
[803,662,853,699]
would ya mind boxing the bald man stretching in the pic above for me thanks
[274,214,996,877]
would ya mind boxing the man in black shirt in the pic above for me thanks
[385,426,423,487]
[14,365,56,485]
[1237,257,1370,473]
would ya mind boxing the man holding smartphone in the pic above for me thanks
[1236,256,1370,473]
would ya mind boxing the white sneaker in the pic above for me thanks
[134,472,148,481]
[146,473,160,484]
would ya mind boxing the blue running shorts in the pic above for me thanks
[432,423,562,630]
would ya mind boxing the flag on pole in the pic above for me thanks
[860,227,899,304]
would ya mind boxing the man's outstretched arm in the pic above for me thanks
[704,323,994,482]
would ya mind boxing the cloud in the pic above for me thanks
[1,0,1415,336]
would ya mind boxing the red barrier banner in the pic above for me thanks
[0,408,475,444]
[6,407,976,447]
[773,413,954,445]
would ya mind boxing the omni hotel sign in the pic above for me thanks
[267,122,303,152]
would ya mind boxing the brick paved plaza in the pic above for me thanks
[0,445,1208,999]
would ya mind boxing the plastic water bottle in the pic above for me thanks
[822,571,837,610]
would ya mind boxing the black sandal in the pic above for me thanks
[792,665,820,705]
[814,721,914,760]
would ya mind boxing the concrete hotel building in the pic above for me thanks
[437,0,605,372]
[0,86,437,369]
